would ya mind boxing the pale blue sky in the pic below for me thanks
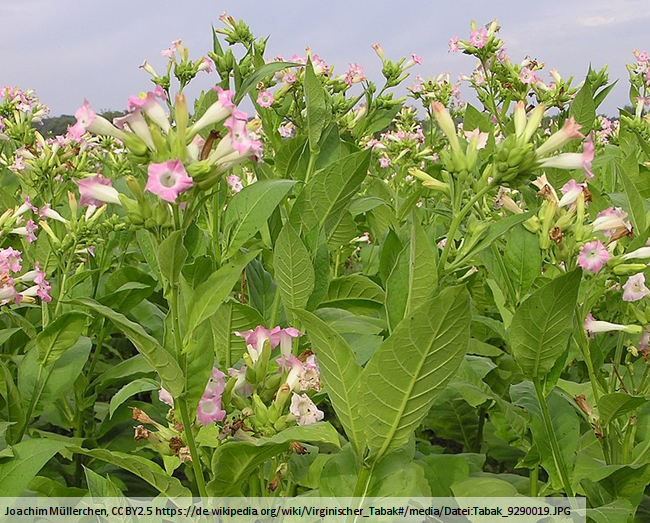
[2,0,648,117]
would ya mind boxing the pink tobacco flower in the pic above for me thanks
[16,195,38,216]
[11,219,38,243]
[189,87,235,137]
[584,313,642,336]
[577,240,610,273]
[196,396,225,425]
[234,325,281,351]
[464,128,489,150]
[0,281,21,306]
[592,207,630,236]
[0,247,22,273]
[277,327,302,359]
[226,174,243,194]
[535,117,584,158]
[290,393,324,426]
[257,90,274,108]
[39,204,67,224]
[125,86,169,134]
[519,67,537,85]
[77,175,121,207]
[469,28,488,48]
[558,179,586,207]
[69,99,126,141]
[159,388,174,407]
[145,160,194,203]
[343,63,366,85]
[623,273,649,302]
[379,156,391,168]
[448,36,460,53]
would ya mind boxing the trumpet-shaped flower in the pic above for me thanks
[592,207,629,235]
[159,388,174,407]
[623,273,649,302]
[39,204,67,224]
[519,67,537,85]
[196,396,225,425]
[0,281,21,306]
[77,175,121,207]
[535,118,584,158]
[188,87,235,137]
[145,160,194,203]
[577,240,610,273]
[127,86,170,133]
[538,133,595,178]
[622,246,650,261]
[69,99,127,141]
[234,326,281,351]
[0,247,22,273]
[113,110,155,150]
[584,313,643,336]
[277,327,302,359]
[257,90,274,108]
[469,28,487,48]
[11,219,38,243]
[289,393,324,426]
[558,179,586,207]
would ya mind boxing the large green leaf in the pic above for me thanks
[108,378,160,418]
[36,311,87,366]
[235,61,300,105]
[616,157,646,234]
[304,58,331,152]
[318,275,385,312]
[598,393,647,426]
[223,179,297,258]
[208,422,339,495]
[569,78,596,135]
[510,382,580,490]
[290,150,371,233]
[385,218,437,331]
[504,225,541,300]
[184,250,260,339]
[70,447,191,497]
[274,223,314,310]
[359,286,471,462]
[0,439,66,496]
[294,310,364,455]
[157,230,187,287]
[509,269,581,378]
[69,298,184,397]
[210,300,264,366]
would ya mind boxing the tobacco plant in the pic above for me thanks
[1,13,650,523]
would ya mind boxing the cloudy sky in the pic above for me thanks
[2,0,648,117]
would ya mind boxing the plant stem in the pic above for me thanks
[269,287,282,328]
[534,378,574,496]
[169,283,208,498]
[529,466,539,497]
[438,181,495,278]
[178,400,208,497]
[304,153,317,184]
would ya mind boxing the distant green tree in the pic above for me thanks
[35,110,126,137]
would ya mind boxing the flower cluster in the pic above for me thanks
[0,247,51,305]
[69,84,262,205]
[159,367,227,426]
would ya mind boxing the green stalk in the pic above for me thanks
[169,284,208,498]
[529,466,539,497]
[534,378,574,496]
[178,400,208,498]
[438,180,495,278]
[269,287,282,328]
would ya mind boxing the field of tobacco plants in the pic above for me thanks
[2,12,650,522]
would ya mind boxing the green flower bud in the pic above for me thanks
[613,263,648,276]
